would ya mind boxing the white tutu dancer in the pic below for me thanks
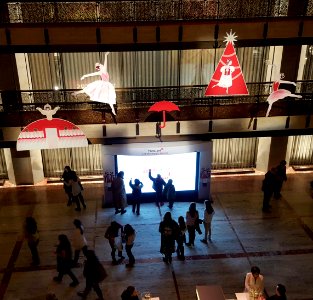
[73,52,116,115]
[213,59,235,94]
[265,65,302,117]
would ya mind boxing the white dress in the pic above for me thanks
[217,64,235,89]
[82,72,116,106]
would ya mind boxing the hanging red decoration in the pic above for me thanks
[148,100,180,128]
[205,31,249,97]
[17,104,88,151]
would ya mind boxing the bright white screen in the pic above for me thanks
[117,152,197,193]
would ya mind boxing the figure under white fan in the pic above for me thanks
[265,64,302,117]
[73,52,116,115]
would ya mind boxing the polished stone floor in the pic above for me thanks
[1,171,313,300]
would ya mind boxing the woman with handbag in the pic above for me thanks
[77,250,105,300]
[70,173,87,211]
[72,219,88,266]
[186,202,201,246]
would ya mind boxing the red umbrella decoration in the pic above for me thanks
[148,100,180,128]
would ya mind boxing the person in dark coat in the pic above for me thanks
[124,224,136,268]
[176,216,186,261]
[149,169,166,207]
[129,178,143,215]
[112,171,127,214]
[53,234,79,287]
[104,221,124,265]
[121,286,140,300]
[77,250,105,300]
[268,284,287,300]
[159,211,179,264]
[274,160,287,199]
[262,168,277,212]
[24,216,40,266]
[61,166,75,206]
[163,179,176,209]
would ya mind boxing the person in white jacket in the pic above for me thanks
[244,266,265,295]
[72,219,88,266]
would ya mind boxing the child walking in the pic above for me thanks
[176,216,186,260]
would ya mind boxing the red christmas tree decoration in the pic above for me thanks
[205,31,249,96]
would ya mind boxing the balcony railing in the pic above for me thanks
[0,0,294,24]
[0,80,312,113]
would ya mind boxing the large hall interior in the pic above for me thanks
[1,0,313,299]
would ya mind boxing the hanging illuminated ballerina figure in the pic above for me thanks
[73,52,116,115]
[212,59,235,94]
[265,64,302,117]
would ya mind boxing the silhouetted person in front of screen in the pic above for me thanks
[149,169,166,207]
[163,179,176,209]
[112,171,127,214]
[129,178,143,215]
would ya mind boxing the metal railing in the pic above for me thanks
[0,0,293,24]
[0,80,312,113]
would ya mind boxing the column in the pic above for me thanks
[4,148,44,185]
[256,136,289,172]
[198,142,213,201]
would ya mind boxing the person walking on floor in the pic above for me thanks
[129,178,143,215]
[262,168,277,212]
[112,171,127,214]
[77,250,106,300]
[176,216,186,260]
[70,173,86,211]
[72,219,88,267]
[274,160,287,199]
[61,166,75,206]
[148,169,166,207]
[24,216,40,266]
[104,221,125,265]
[123,224,136,268]
[159,211,179,264]
[163,179,176,209]
[201,199,215,244]
[186,202,201,246]
[53,234,79,287]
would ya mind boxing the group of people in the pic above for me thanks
[159,200,215,263]
[110,170,176,215]
[149,169,176,208]
[24,215,141,299]
[61,166,86,211]
[24,217,106,299]
[104,221,136,267]
[261,160,287,212]
[24,207,287,299]
[245,266,287,300]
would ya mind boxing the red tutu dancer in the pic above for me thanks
[265,65,302,117]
